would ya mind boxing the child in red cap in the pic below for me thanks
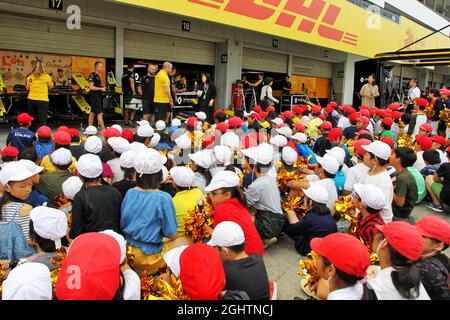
[6,113,36,153]
[1,146,20,163]
[34,126,54,161]
[305,106,323,138]
[40,131,76,174]
[415,215,450,300]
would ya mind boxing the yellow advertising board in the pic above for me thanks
[115,0,450,58]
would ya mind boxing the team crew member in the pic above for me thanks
[154,62,174,123]
[26,59,53,131]
[139,63,157,122]
[122,64,139,127]
[405,79,421,113]
[88,62,107,131]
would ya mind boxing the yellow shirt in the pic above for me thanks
[305,118,323,138]
[172,188,204,236]
[27,74,53,102]
[41,155,77,174]
[154,70,171,103]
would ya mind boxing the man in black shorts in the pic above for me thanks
[122,64,140,127]
[138,63,157,122]
[88,62,106,131]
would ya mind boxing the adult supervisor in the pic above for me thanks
[154,62,173,123]
[87,61,107,131]
[359,74,379,108]
[26,59,53,131]
[197,73,217,124]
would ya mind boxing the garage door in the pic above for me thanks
[243,48,288,73]
[125,30,216,65]
[0,13,115,57]
[292,56,332,78]
[393,66,418,79]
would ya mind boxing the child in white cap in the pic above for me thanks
[188,150,213,194]
[112,151,137,198]
[106,137,131,184]
[59,176,83,216]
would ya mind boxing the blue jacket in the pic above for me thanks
[7,128,36,152]
[296,144,317,164]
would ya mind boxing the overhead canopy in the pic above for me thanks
[374,48,450,67]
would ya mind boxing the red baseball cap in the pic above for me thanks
[376,109,387,118]
[292,106,303,115]
[16,113,34,125]
[420,123,433,132]
[360,105,370,110]
[319,121,332,130]
[294,122,305,133]
[1,146,19,157]
[216,122,229,134]
[55,233,121,300]
[101,127,121,139]
[388,103,401,111]
[324,106,334,114]
[391,111,403,119]
[56,126,70,134]
[357,116,370,125]
[416,216,450,244]
[327,102,338,109]
[311,105,322,114]
[186,117,199,129]
[240,135,258,149]
[382,117,394,127]
[440,88,450,96]
[415,98,428,108]
[310,233,370,277]
[121,129,134,142]
[69,128,79,137]
[252,105,262,113]
[359,109,371,117]
[228,116,243,127]
[431,135,446,146]
[53,131,71,145]
[415,135,433,151]
[385,109,393,117]
[202,134,215,149]
[248,112,261,120]
[326,128,342,141]
[356,129,371,137]
[348,113,360,122]
[300,105,310,112]
[179,243,225,300]
[380,136,394,148]
[352,138,371,156]
[259,111,268,119]
[214,109,224,118]
[37,126,52,139]
[282,110,293,120]
[376,222,424,261]
[318,114,326,121]
[266,106,275,113]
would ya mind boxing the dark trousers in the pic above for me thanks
[199,105,214,124]
[154,102,169,122]
[27,99,49,131]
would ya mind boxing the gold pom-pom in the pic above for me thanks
[334,196,358,236]
[424,103,435,119]
[141,272,190,300]
[184,196,214,242]
[298,251,320,287]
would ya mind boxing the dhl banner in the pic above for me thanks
[114,0,450,58]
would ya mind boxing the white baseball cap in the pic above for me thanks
[0,162,38,186]
[84,136,103,154]
[362,141,391,161]
[18,159,44,176]
[170,166,195,188]
[326,147,345,167]
[205,170,240,192]
[213,146,232,165]
[195,112,207,121]
[137,125,154,138]
[83,125,97,136]
[149,133,161,148]
[271,118,284,126]
[207,221,245,247]
[175,134,192,150]
[163,245,188,278]
[171,118,181,127]
[291,132,307,143]
[120,151,136,169]
[353,183,387,210]
[282,146,298,165]
[155,120,166,131]
[134,149,163,175]
[50,148,73,166]
[220,132,240,149]
[241,147,258,162]
[62,176,83,200]
[161,165,169,182]
[270,134,288,148]
[30,207,67,241]
[129,141,148,153]
[302,184,329,204]
[2,263,52,300]
[76,154,103,178]
[255,143,273,165]
[276,126,293,137]
[316,155,339,175]
[136,120,150,127]
[111,124,123,134]
[100,229,126,264]
[108,137,130,154]
[188,151,213,169]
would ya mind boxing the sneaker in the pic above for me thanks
[269,280,278,300]
[263,237,278,249]
[426,201,443,213]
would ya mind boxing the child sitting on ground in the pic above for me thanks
[6,113,36,153]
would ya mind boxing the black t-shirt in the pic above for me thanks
[88,72,102,96]
[432,99,444,121]
[283,81,292,95]
[224,254,270,300]
[112,180,136,198]
[69,185,122,239]
[121,70,133,95]
[437,163,450,205]
[140,75,156,101]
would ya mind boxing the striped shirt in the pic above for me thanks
[356,212,384,250]
[2,202,30,240]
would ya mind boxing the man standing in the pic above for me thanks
[154,62,173,123]
[282,75,292,96]
[138,64,157,122]
[405,79,421,113]
[122,64,140,127]
[88,62,106,131]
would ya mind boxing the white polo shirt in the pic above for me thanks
[327,282,364,300]
[408,87,421,101]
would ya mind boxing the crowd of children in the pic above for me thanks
[0,92,449,300]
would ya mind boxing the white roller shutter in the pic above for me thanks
[393,67,418,79]
[0,13,115,57]
[243,48,288,73]
[432,73,444,83]
[125,30,216,65]
[292,56,332,78]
